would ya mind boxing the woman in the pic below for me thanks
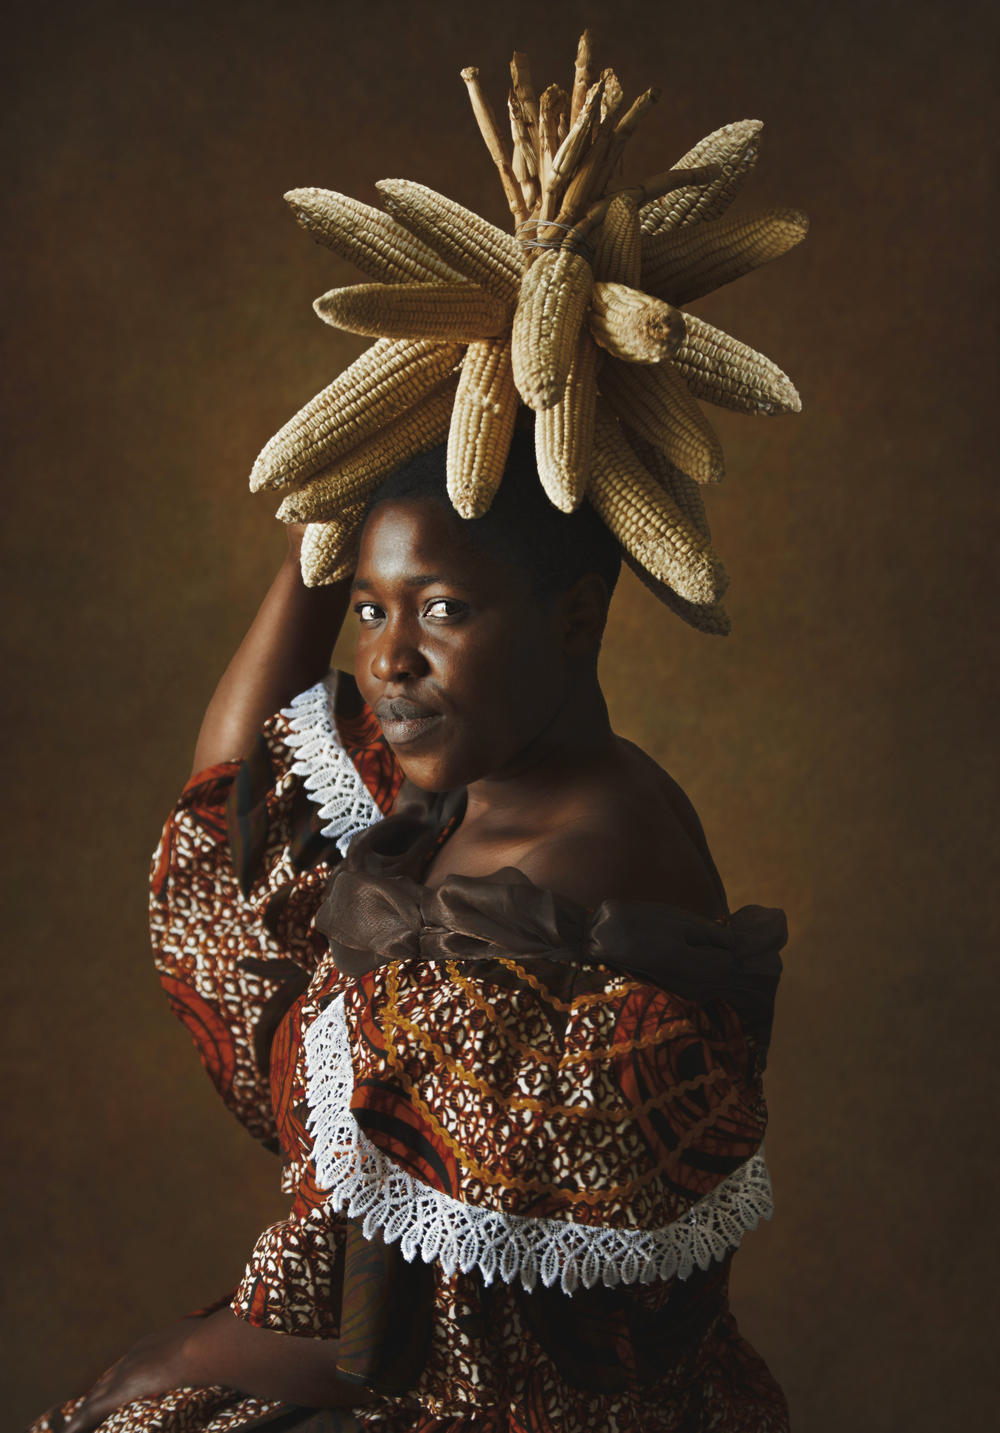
[38,433,788,1432]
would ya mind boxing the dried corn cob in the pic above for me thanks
[284,189,463,283]
[313,281,510,343]
[376,179,523,301]
[300,509,368,587]
[626,429,711,539]
[250,339,463,493]
[511,247,594,410]
[587,282,686,364]
[674,312,801,415]
[588,408,727,604]
[446,337,518,518]
[275,378,458,523]
[599,355,725,483]
[640,120,763,236]
[535,331,598,512]
[591,193,641,285]
[642,207,809,305]
[622,550,732,635]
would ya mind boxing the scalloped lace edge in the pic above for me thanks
[304,992,774,1297]
[281,674,382,857]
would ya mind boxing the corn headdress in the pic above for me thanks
[252,32,807,635]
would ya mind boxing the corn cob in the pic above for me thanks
[642,207,809,305]
[673,312,801,415]
[249,339,463,493]
[626,429,711,539]
[535,331,598,512]
[284,188,463,283]
[622,550,732,635]
[511,247,594,410]
[640,120,763,236]
[599,355,725,483]
[275,378,458,523]
[376,179,523,302]
[446,337,518,518]
[591,193,641,286]
[587,282,686,364]
[588,409,727,605]
[300,508,369,587]
[313,282,511,343]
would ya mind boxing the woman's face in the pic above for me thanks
[351,497,574,792]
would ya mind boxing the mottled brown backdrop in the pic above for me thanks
[2,0,995,1427]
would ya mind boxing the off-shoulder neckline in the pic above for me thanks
[364,782,787,943]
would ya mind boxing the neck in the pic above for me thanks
[463,670,617,826]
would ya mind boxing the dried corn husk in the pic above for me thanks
[591,192,641,285]
[376,179,523,300]
[588,408,727,604]
[300,508,369,587]
[587,282,686,364]
[284,188,463,283]
[446,337,518,518]
[276,378,458,523]
[600,355,725,483]
[250,339,463,493]
[642,206,809,305]
[313,282,510,343]
[622,550,732,634]
[626,429,711,539]
[535,331,598,512]
[673,312,801,415]
[640,119,763,235]
[511,247,594,410]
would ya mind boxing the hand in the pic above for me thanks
[63,1318,201,1433]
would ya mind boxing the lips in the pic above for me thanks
[375,696,445,747]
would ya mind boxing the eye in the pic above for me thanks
[424,598,466,620]
[354,601,383,624]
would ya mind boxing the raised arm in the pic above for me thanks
[190,525,352,778]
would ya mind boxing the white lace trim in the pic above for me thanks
[304,993,774,1297]
[282,674,382,857]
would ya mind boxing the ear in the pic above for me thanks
[557,572,611,655]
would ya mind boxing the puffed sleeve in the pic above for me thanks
[149,670,402,1148]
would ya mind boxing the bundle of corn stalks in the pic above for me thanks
[252,31,807,633]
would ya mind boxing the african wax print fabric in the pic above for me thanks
[31,672,789,1433]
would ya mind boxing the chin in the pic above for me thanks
[391,744,482,795]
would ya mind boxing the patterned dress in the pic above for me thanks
[33,671,790,1433]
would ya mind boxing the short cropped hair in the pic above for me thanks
[361,421,621,599]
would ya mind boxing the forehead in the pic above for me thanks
[353,498,516,592]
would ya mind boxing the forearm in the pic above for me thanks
[190,538,351,778]
[180,1308,376,1407]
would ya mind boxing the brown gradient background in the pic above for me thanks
[1,0,995,1426]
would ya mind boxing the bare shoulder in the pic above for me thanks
[516,739,727,919]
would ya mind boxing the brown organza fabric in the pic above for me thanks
[316,780,786,1059]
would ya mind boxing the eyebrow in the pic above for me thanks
[351,574,476,593]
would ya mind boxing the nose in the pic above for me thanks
[368,616,430,684]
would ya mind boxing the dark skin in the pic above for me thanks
[65,500,724,1430]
